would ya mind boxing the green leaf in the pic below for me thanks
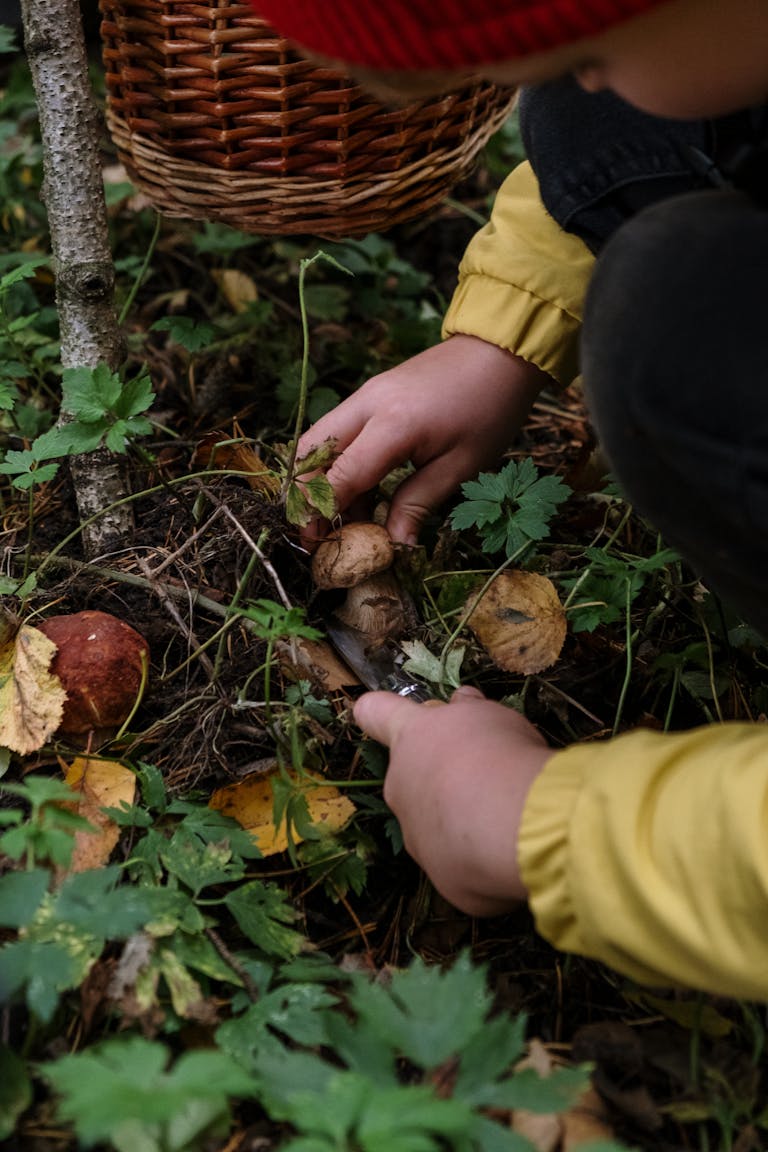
[217,983,337,1069]
[160,824,245,895]
[400,639,464,690]
[151,315,215,353]
[113,371,155,419]
[450,459,571,560]
[0,24,18,54]
[0,377,17,409]
[292,439,339,476]
[0,1044,32,1139]
[303,474,337,520]
[285,480,313,527]
[43,1036,254,1147]
[61,363,122,422]
[0,869,49,927]
[0,931,98,1022]
[478,1064,590,1113]
[51,867,156,939]
[349,953,491,1071]
[453,1013,528,1103]
[224,880,304,959]
[0,256,48,291]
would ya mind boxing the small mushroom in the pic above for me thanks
[37,610,149,736]
[311,522,394,590]
[466,570,566,675]
[312,522,409,641]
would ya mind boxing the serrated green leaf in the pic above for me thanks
[453,1013,527,1103]
[114,371,155,419]
[303,474,337,520]
[0,24,18,53]
[160,824,245,895]
[44,1036,254,1146]
[477,1063,590,1113]
[151,315,215,353]
[349,953,491,1071]
[450,499,502,532]
[0,256,48,291]
[218,983,337,1069]
[224,880,304,958]
[61,363,122,422]
[52,867,156,939]
[61,420,109,454]
[0,378,17,408]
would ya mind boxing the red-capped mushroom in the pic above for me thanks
[37,610,149,735]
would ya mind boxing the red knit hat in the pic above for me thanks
[253,0,671,72]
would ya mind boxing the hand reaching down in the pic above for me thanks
[297,335,550,546]
[355,685,553,916]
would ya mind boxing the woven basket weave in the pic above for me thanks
[99,0,516,238]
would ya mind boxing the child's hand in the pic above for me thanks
[297,335,549,546]
[355,685,552,916]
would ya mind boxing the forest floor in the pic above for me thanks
[2,43,768,1152]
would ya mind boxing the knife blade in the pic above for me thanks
[324,615,437,703]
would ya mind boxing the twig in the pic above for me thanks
[201,488,293,609]
[135,556,218,683]
[204,926,259,1003]
[148,505,226,576]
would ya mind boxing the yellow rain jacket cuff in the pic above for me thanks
[443,161,594,388]
[518,724,768,1001]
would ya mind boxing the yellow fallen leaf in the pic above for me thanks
[466,570,566,675]
[212,268,258,313]
[62,756,137,872]
[210,767,356,857]
[0,623,66,754]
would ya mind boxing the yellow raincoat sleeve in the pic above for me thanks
[442,160,594,388]
[518,723,768,1000]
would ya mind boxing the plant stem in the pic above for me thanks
[118,213,162,326]
[612,576,633,736]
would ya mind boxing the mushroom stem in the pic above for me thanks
[335,572,409,641]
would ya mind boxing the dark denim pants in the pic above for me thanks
[519,81,768,633]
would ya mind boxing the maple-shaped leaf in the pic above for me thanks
[0,623,66,754]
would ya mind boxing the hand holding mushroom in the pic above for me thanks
[298,335,550,546]
[355,685,553,917]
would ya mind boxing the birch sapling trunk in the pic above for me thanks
[21,0,132,556]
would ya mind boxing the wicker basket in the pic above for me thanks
[99,0,516,238]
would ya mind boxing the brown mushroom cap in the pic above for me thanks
[37,610,149,735]
[466,570,566,675]
[311,522,394,589]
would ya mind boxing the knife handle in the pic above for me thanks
[381,672,439,703]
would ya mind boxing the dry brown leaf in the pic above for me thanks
[511,1040,562,1152]
[0,623,66,754]
[210,767,356,856]
[466,570,566,675]
[561,1086,615,1149]
[212,268,258,313]
[62,756,137,872]
[511,1111,562,1152]
[278,636,361,695]
[194,432,280,496]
